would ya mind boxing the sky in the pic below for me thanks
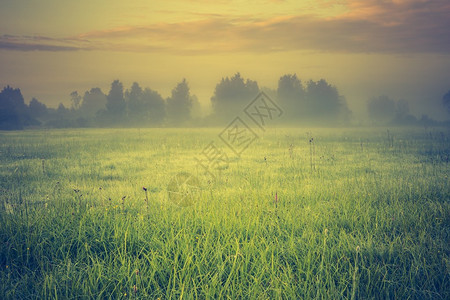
[1,0,449,119]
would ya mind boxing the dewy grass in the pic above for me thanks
[0,127,449,299]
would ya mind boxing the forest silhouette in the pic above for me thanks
[1,73,448,130]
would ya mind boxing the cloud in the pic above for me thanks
[0,35,90,51]
[336,0,450,52]
[0,41,80,51]
[1,0,449,54]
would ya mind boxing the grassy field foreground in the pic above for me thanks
[0,127,449,299]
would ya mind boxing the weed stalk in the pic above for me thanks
[143,187,149,214]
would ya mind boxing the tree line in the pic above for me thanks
[367,95,449,127]
[0,79,197,129]
[1,73,449,130]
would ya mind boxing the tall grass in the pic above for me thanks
[0,127,449,299]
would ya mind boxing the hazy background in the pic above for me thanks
[1,0,450,122]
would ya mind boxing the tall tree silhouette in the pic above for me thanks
[106,80,126,120]
[80,88,106,117]
[142,87,165,125]
[29,98,48,119]
[70,91,82,110]
[0,85,36,129]
[166,79,192,125]
[125,82,144,124]
[210,73,259,121]
[277,74,305,120]
[306,79,344,119]
[277,75,350,124]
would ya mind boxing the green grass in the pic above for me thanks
[0,127,449,299]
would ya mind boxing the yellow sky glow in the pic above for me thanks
[0,0,449,119]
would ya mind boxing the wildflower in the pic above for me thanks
[356,246,360,253]
[136,269,139,275]
[324,228,328,236]
[6,265,8,269]
[133,285,137,294]
[142,187,147,192]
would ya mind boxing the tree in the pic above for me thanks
[166,79,192,125]
[125,82,166,126]
[443,90,450,114]
[390,99,420,126]
[0,85,34,130]
[57,103,68,115]
[70,91,82,110]
[141,87,165,125]
[278,74,304,100]
[306,79,342,117]
[190,95,202,120]
[29,98,48,119]
[106,80,126,120]
[125,82,144,124]
[277,75,350,124]
[419,114,438,128]
[367,95,396,124]
[277,74,305,120]
[210,73,259,121]
[395,99,409,119]
[79,88,107,117]
[43,103,74,128]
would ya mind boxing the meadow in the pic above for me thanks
[0,127,448,299]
